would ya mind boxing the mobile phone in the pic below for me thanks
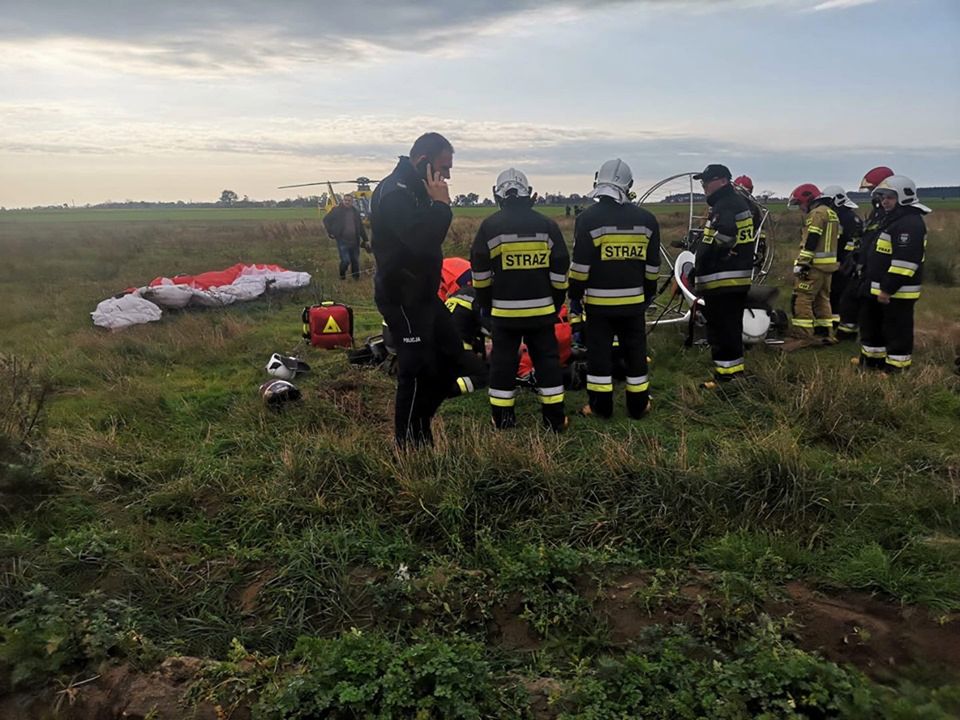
[415,158,429,179]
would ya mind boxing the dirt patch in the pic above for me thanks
[523,677,562,720]
[490,592,542,652]
[0,656,220,720]
[776,582,960,680]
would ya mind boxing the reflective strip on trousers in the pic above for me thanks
[860,345,886,359]
[586,374,613,393]
[489,387,517,406]
[714,358,744,375]
[886,354,912,368]
[537,385,565,404]
[457,377,474,394]
[625,375,649,393]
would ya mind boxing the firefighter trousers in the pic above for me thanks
[585,312,649,418]
[791,267,834,338]
[859,297,915,371]
[379,298,461,448]
[702,291,747,381]
[447,349,489,398]
[488,322,565,431]
[835,269,862,339]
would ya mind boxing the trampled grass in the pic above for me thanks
[1,206,959,716]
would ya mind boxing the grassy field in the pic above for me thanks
[1,204,960,718]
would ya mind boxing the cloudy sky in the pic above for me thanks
[1,0,958,207]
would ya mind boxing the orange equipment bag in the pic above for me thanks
[302,302,354,349]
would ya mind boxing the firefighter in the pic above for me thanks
[733,175,770,279]
[818,186,863,339]
[859,175,930,371]
[787,184,840,345]
[444,285,490,397]
[692,164,755,387]
[471,169,569,431]
[370,132,459,449]
[841,166,896,341]
[569,158,660,419]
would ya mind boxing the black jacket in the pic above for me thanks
[470,199,569,328]
[694,183,755,295]
[371,157,453,306]
[865,205,927,300]
[444,286,486,353]
[569,197,661,316]
[323,204,368,245]
[835,205,863,265]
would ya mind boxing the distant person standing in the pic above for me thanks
[370,132,458,449]
[692,164,755,388]
[323,193,369,280]
[787,184,840,345]
[858,175,930,372]
[818,186,863,339]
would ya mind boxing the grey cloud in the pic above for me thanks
[0,0,859,73]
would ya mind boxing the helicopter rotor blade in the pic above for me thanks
[277,182,326,189]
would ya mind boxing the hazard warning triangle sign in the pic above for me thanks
[322,315,342,334]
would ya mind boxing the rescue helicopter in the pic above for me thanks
[639,172,782,344]
[277,177,379,220]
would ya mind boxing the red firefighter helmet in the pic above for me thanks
[733,175,754,193]
[788,183,820,210]
[859,166,894,191]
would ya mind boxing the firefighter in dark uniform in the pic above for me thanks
[370,132,459,449]
[444,285,490,397]
[733,175,770,278]
[859,175,930,371]
[471,169,569,431]
[841,167,896,341]
[569,158,660,419]
[692,164,756,387]
[787,183,841,344]
[818,186,863,338]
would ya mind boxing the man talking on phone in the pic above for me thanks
[370,132,459,449]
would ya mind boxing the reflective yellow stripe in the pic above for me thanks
[462,341,473,350]
[489,396,516,407]
[625,382,649,393]
[888,266,915,277]
[538,393,565,405]
[473,277,491,288]
[446,297,473,311]
[584,294,645,306]
[699,277,751,290]
[491,305,555,318]
[587,382,613,392]
[792,318,815,328]
[569,269,589,281]
[715,363,744,375]
[490,240,549,258]
[886,355,911,368]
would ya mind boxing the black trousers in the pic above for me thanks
[585,312,649,419]
[702,291,747,380]
[859,296,916,371]
[448,349,489,397]
[379,298,461,448]
[489,322,565,431]
[832,266,861,338]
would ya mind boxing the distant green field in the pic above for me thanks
[5,198,958,224]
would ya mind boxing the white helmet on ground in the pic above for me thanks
[872,175,931,214]
[587,158,633,203]
[819,185,858,210]
[259,379,302,407]
[493,168,531,200]
[265,353,311,380]
[742,308,771,345]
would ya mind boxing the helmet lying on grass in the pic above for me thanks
[265,353,311,380]
[259,379,302,407]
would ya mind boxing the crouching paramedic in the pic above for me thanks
[444,285,490,397]
[371,132,460,449]
[692,164,755,386]
[569,158,660,419]
[788,184,840,344]
[471,168,569,431]
[859,175,929,371]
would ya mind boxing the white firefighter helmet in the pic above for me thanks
[265,353,311,380]
[587,158,633,202]
[872,175,931,214]
[493,168,531,200]
[742,308,771,345]
[259,379,302,407]
[819,185,859,210]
